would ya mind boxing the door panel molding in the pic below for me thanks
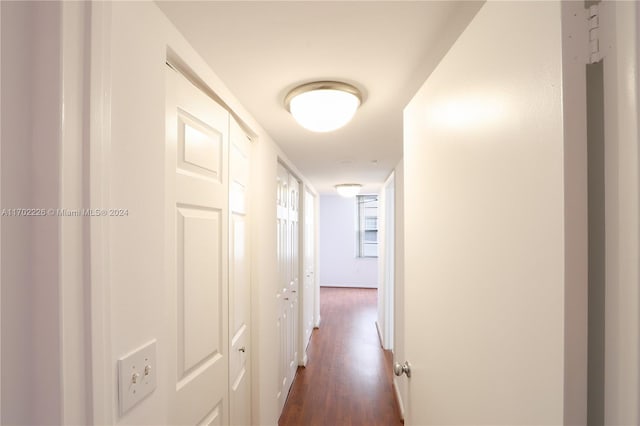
[276,162,301,412]
[229,117,252,426]
[166,67,230,425]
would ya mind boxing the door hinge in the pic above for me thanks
[588,4,602,64]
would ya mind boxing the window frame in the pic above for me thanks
[356,194,379,258]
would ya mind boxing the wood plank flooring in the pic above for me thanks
[278,287,403,426]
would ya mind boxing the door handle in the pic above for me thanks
[393,361,412,378]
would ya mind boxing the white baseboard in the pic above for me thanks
[320,283,378,289]
[375,321,384,347]
[393,378,405,421]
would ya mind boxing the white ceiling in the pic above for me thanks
[157,1,482,194]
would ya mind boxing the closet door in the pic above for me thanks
[301,189,316,356]
[229,118,251,425]
[165,67,229,425]
[286,174,300,387]
[276,162,290,410]
[276,164,301,410]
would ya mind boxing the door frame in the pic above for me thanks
[88,2,115,423]
[298,187,318,365]
[600,3,640,422]
[378,172,395,350]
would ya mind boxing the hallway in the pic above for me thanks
[4,1,640,424]
[279,287,403,426]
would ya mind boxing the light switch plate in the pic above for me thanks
[118,339,157,415]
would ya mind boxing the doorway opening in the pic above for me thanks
[314,184,395,350]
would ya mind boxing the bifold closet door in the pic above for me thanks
[286,172,300,386]
[276,163,300,410]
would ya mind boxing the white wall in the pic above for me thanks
[106,4,168,424]
[313,193,321,327]
[392,159,406,420]
[319,194,378,288]
[30,4,64,422]
[1,3,35,423]
[59,3,91,424]
[299,188,317,363]
[603,2,640,424]
[403,1,587,424]
[377,173,394,350]
[1,2,71,424]
[94,3,317,425]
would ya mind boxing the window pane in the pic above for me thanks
[357,194,379,257]
[364,230,377,242]
[362,243,378,257]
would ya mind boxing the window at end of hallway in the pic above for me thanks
[357,194,378,258]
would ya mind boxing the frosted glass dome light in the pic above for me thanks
[285,81,362,132]
[335,183,362,198]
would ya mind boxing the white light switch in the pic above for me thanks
[118,339,157,415]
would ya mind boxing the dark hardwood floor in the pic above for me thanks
[278,287,403,426]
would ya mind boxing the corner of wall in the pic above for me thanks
[560,2,589,424]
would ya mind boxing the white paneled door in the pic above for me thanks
[166,67,229,426]
[276,163,289,410]
[287,172,300,380]
[402,2,587,425]
[228,118,251,426]
[276,163,300,411]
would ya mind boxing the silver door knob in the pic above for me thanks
[238,347,245,353]
[393,361,411,378]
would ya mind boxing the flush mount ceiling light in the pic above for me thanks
[335,183,362,198]
[285,81,362,132]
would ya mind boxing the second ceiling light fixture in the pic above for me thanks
[285,81,363,132]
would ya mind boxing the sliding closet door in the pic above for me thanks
[165,67,229,425]
[229,118,252,425]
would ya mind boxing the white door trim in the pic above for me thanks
[1,2,3,420]
[379,172,395,350]
[384,172,395,350]
[299,186,317,365]
[88,2,115,423]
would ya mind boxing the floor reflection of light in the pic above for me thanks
[344,304,384,388]
[279,288,401,425]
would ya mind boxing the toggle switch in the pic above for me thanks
[118,339,157,415]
